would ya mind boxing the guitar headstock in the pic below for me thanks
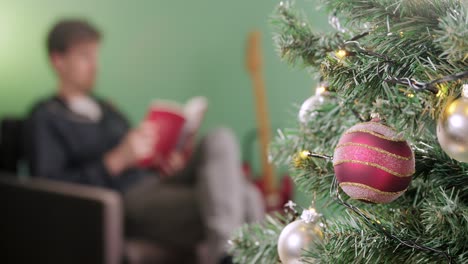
[246,31,262,76]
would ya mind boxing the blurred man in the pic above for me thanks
[25,19,263,264]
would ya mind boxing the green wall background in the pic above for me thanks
[0,0,331,204]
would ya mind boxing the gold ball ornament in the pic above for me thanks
[437,84,468,163]
[277,208,323,264]
[298,83,331,124]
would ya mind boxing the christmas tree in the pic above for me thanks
[229,0,468,263]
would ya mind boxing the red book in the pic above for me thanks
[139,97,208,169]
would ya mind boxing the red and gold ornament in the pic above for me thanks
[333,119,415,203]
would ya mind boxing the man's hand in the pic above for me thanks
[104,122,157,176]
[157,151,188,176]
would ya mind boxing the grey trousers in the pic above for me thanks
[124,128,264,262]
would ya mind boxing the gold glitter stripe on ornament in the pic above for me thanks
[339,182,407,195]
[353,196,379,203]
[333,159,414,177]
[344,129,406,142]
[335,142,412,160]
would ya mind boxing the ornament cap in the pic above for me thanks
[301,208,321,223]
[315,81,329,96]
[284,200,297,211]
[462,84,468,98]
[370,113,381,122]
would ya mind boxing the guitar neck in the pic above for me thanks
[252,72,276,194]
[246,31,276,195]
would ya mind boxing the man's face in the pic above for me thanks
[51,41,99,93]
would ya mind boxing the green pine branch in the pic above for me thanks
[271,3,343,67]
[231,0,468,263]
[435,6,468,62]
[229,214,287,264]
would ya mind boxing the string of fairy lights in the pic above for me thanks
[278,2,468,264]
[281,5,467,263]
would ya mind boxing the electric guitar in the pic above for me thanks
[245,31,293,212]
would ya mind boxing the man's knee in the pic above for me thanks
[201,127,240,158]
[245,183,265,222]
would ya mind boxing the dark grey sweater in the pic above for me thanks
[25,96,150,193]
